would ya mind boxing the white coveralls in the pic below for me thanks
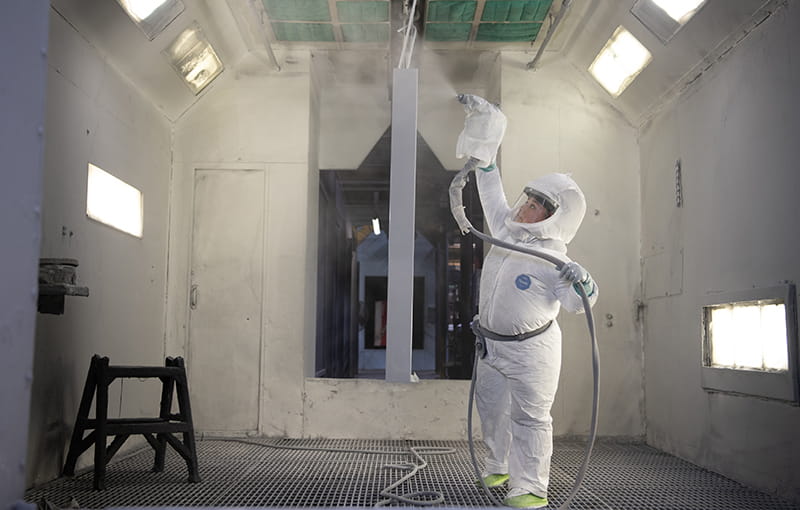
[474,166,598,498]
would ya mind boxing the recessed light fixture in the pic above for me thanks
[589,26,652,97]
[652,0,706,24]
[163,23,224,95]
[631,0,707,44]
[116,0,185,41]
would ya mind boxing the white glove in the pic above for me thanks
[560,262,595,296]
[455,94,507,166]
[559,262,589,283]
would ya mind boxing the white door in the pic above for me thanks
[188,169,264,432]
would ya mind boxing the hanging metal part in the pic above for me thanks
[526,0,573,70]
[675,159,684,207]
[247,0,281,72]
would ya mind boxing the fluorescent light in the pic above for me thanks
[589,26,652,97]
[116,0,184,40]
[651,0,706,24]
[372,218,381,235]
[709,302,788,371]
[86,164,143,238]
[163,23,224,94]
[121,0,166,20]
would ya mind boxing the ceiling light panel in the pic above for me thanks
[163,23,224,94]
[652,0,706,23]
[631,0,707,44]
[589,26,652,97]
[116,0,185,40]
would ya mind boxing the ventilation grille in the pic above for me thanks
[26,439,800,509]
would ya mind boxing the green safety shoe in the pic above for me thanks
[477,473,509,488]
[503,488,548,509]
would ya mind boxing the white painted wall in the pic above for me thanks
[25,7,172,487]
[1,1,48,504]
[303,379,476,439]
[639,3,800,500]
[500,53,644,437]
[167,51,317,437]
[316,51,390,170]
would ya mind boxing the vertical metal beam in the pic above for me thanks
[385,68,418,383]
[1,1,48,506]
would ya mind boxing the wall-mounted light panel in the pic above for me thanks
[701,284,799,403]
[116,0,185,41]
[631,0,707,44]
[86,164,143,238]
[588,26,652,97]
[163,23,224,95]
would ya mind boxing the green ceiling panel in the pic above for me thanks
[476,22,541,41]
[341,23,389,42]
[425,22,472,41]
[271,22,336,41]
[337,1,389,22]
[481,0,552,22]
[263,0,331,22]
[427,1,477,22]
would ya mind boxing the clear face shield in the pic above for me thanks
[511,187,559,224]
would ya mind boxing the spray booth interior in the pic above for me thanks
[4,0,800,508]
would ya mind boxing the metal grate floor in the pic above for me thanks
[25,438,800,509]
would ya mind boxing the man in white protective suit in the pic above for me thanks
[457,96,599,509]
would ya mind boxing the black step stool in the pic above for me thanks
[63,355,201,490]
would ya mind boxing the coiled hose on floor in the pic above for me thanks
[201,436,455,506]
[450,159,600,510]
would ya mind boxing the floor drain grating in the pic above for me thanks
[25,438,800,509]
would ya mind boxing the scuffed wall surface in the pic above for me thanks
[168,52,315,437]
[303,378,477,439]
[640,3,800,500]
[500,54,644,437]
[26,8,172,487]
[1,1,48,503]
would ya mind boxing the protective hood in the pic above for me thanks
[504,173,587,245]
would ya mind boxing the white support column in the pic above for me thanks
[385,68,418,383]
[1,0,48,506]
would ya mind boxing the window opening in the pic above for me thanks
[700,284,799,402]
[86,163,143,238]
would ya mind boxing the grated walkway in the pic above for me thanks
[25,438,800,509]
